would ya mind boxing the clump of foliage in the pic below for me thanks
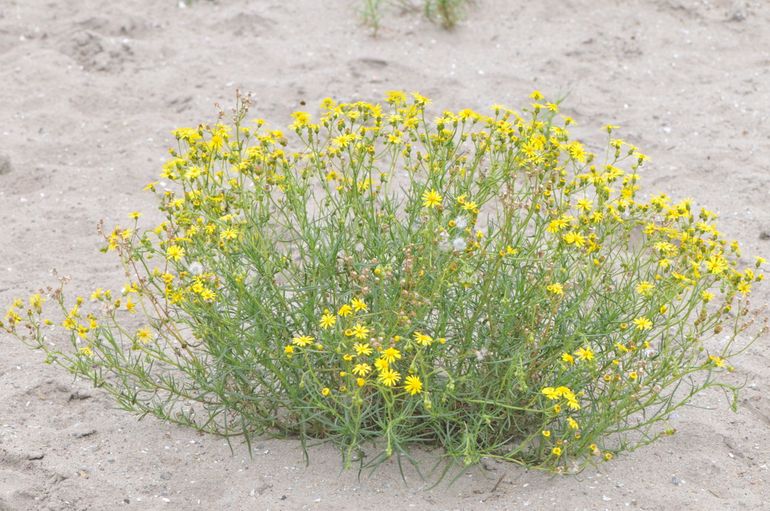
[362,0,467,35]
[3,91,765,475]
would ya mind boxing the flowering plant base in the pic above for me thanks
[3,91,765,474]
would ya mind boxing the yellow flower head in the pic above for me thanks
[413,331,433,346]
[166,245,185,262]
[708,354,725,368]
[421,189,443,209]
[385,90,407,105]
[292,335,314,347]
[633,317,653,331]
[574,347,594,362]
[635,281,654,296]
[403,375,423,395]
[136,328,152,344]
[29,294,45,311]
[352,363,372,376]
[351,298,368,312]
[546,283,564,296]
[378,368,401,387]
[353,343,373,356]
[381,347,402,364]
[319,312,336,329]
[350,323,370,340]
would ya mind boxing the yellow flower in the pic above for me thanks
[635,281,654,296]
[708,354,725,367]
[576,198,593,212]
[541,387,559,400]
[321,387,331,397]
[546,283,564,296]
[567,417,579,430]
[136,328,152,344]
[350,323,370,339]
[574,347,594,362]
[462,200,479,214]
[129,211,142,220]
[166,245,185,262]
[220,228,238,242]
[319,312,336,329]
[79,346,93,358]
[561,352,575,364]
[284,345,294,356]
[413,331,433,346]
[290,111,311,129]
[385,90,407,105]
[633,317,653,331]
[380,347,402,364]
[542,430,551,438]
[737,281,751,296]
[562,231,586,247]
[60,315,75,330]
[404,375,423,395]
[352,363,372,376]
[547,215,571,233]
[629,371,638,380]
[411,92,430,105]
[378,368,401,387]
[551,447,562,456]
[705,254,728,275]
[353,343,373,356]
[422,189,443,209]
[292,335,314,347]
[351,298,368,312]
[29,294,44,311]
[338,304,353,316]
[356,378,366,387]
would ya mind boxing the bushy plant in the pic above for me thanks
[3,91,766,474]
[362,0,467,35]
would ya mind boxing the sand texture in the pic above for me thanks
[1,0,769,509]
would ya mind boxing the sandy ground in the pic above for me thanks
[1,0,769,509]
